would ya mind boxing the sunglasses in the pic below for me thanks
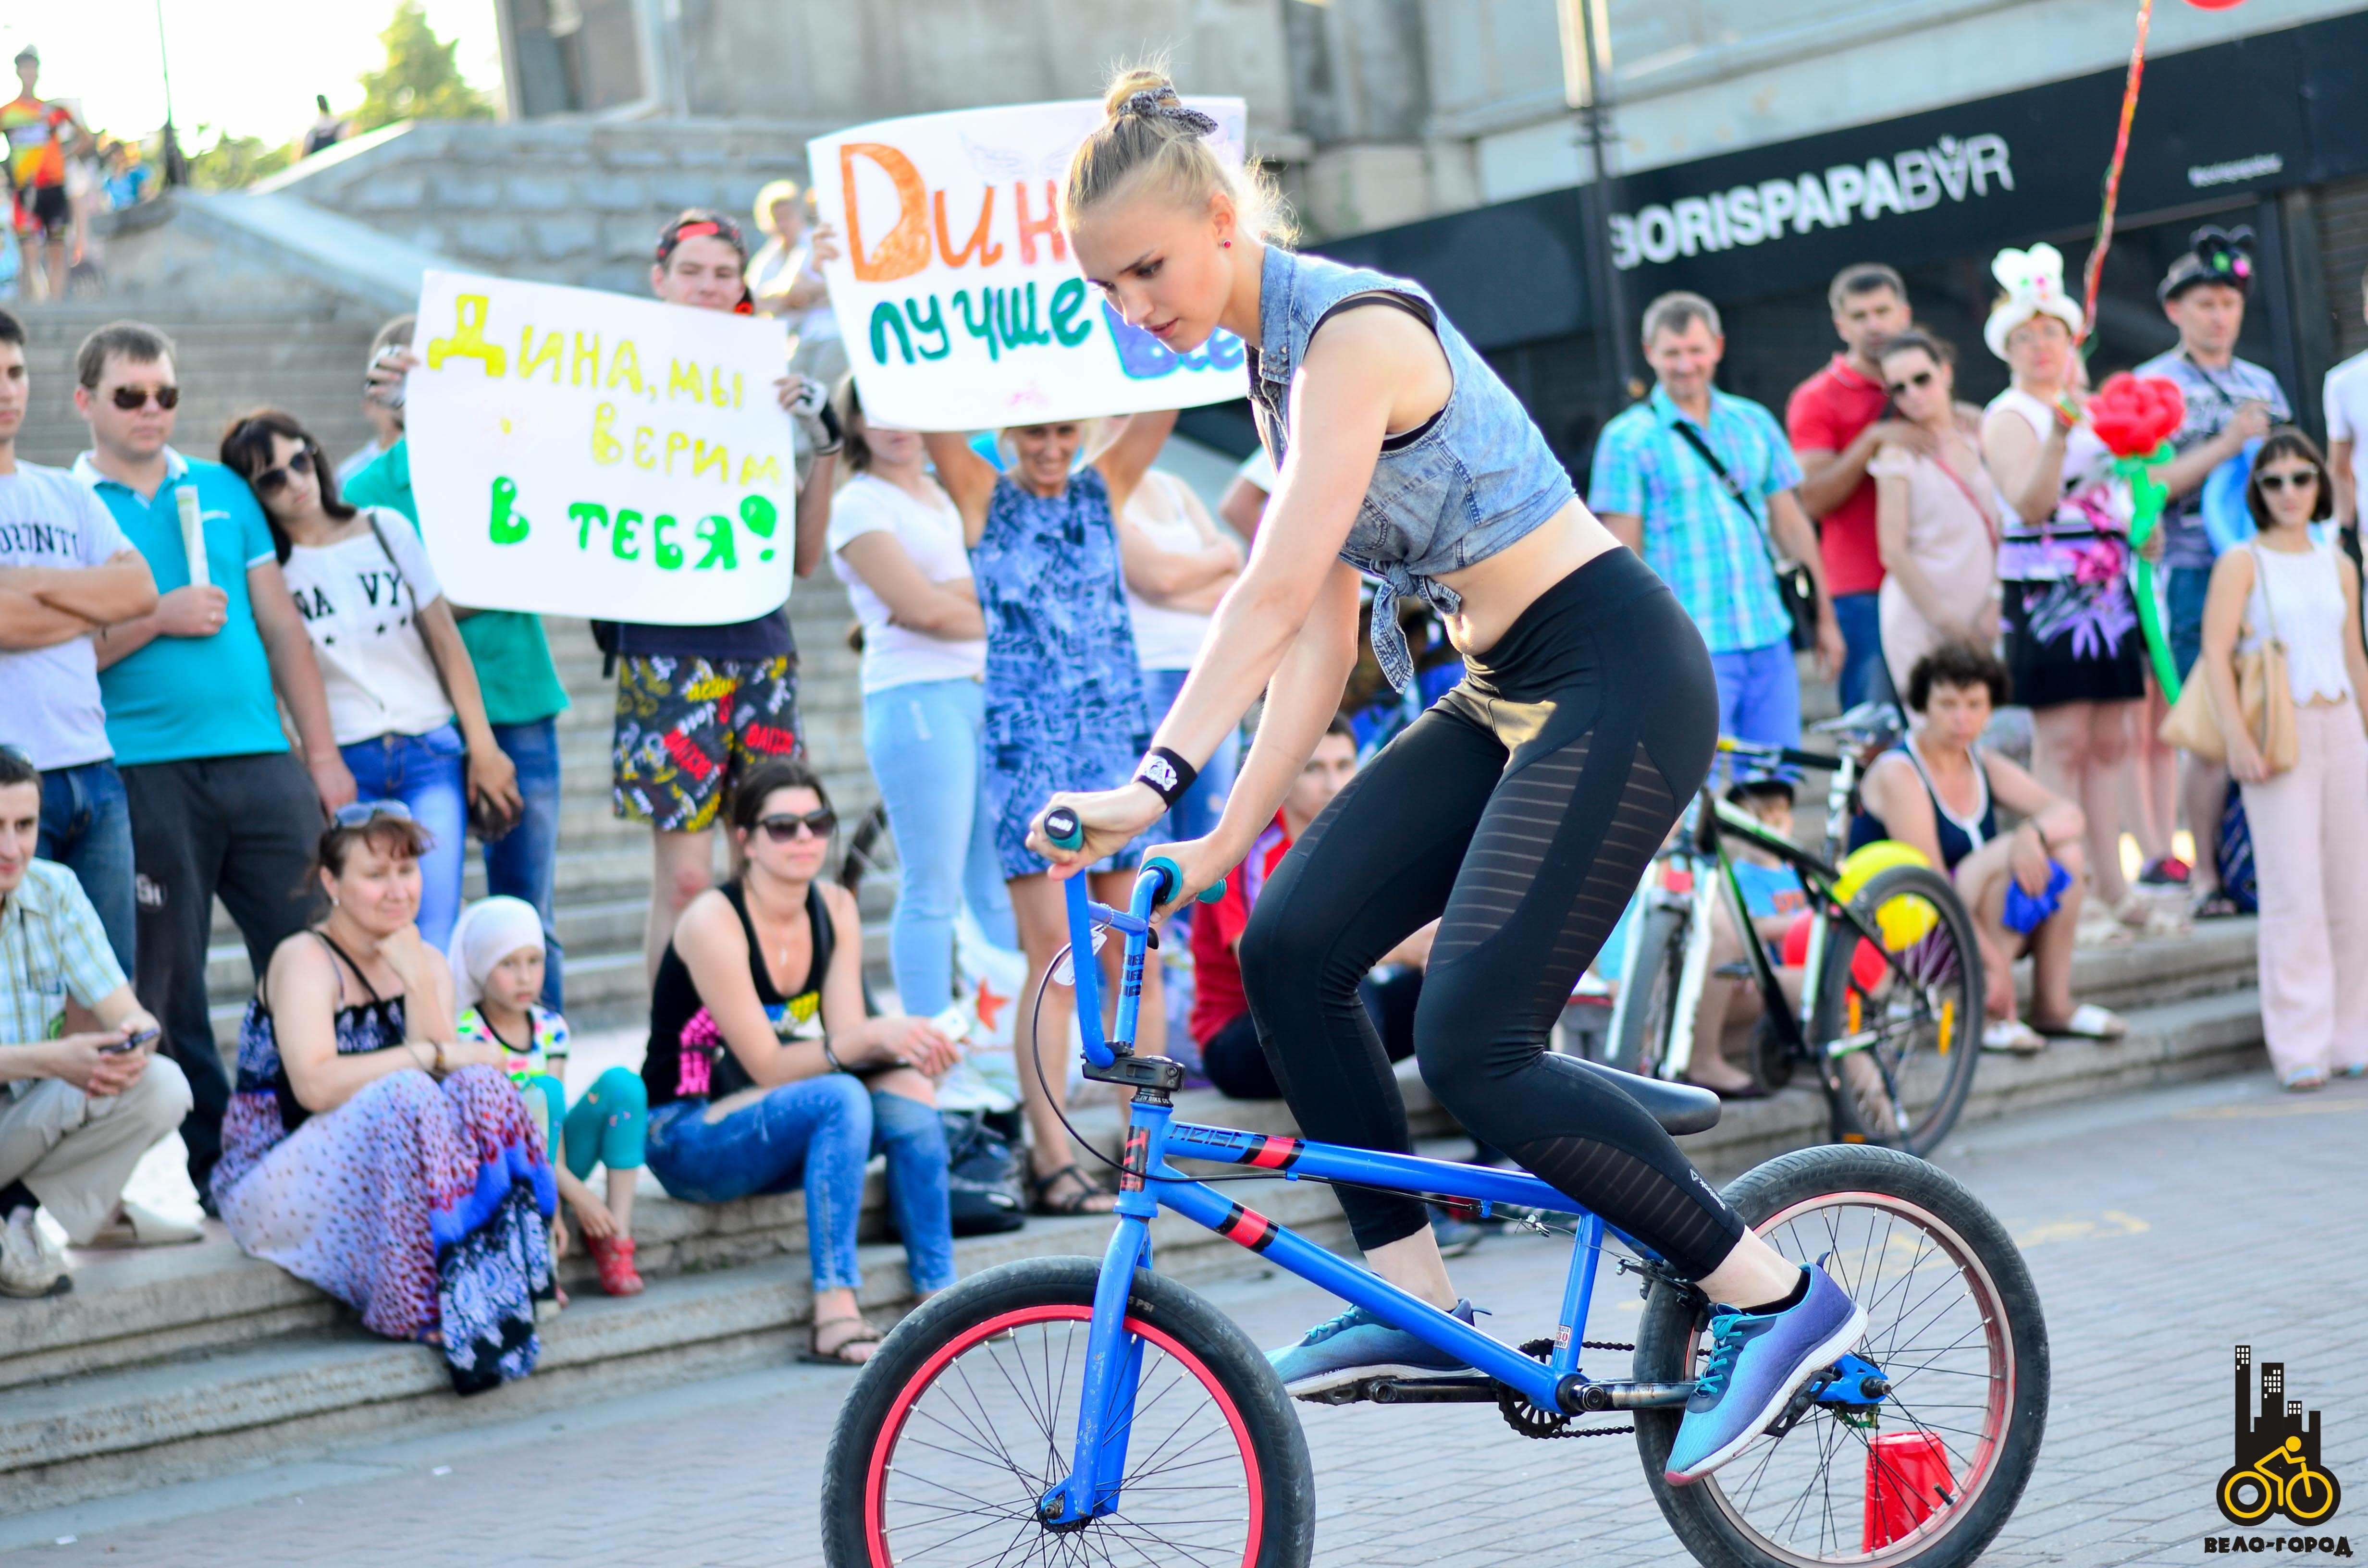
[1886,368,1937,396]
[754,808,837,842]
[252,448,315,495]
[333,799,415,829]
[2257,469,2321,493]
[109,384,180,410]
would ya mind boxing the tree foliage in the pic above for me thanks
[355,1,495,133]
[187,128,297,191]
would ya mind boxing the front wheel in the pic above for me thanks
[2285,1467,2341,1524]
[821,1256,1315,1568]
[1606,902,1690,1075]
[1633,1144,2049,1568]
[1812,864,1984,1155]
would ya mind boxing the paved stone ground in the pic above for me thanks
[7,1069,2364,1567]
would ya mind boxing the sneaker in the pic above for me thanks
[1665,1264,1868,1485]
[1428,1205,1484,1258]
[1267,1298,1480,1397]
[0,1212,68,1299]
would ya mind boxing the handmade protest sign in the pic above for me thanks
[405,270,798,623]
[808,98,1251,430]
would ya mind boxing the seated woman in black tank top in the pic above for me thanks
[1851,644,2122,1052]
[640,758,964,1365]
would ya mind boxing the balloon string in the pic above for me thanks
[2080,0,2155,349]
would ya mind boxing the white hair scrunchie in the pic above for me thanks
[446,895,547,1014]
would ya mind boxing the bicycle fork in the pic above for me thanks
[1659,871,1720,1080]
[1036,1103,1170,1529]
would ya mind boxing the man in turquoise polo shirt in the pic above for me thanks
[71,320,352,1199]
[346,409,572,1010]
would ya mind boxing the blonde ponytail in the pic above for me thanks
[1062,65,1292,245]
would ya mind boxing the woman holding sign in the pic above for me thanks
[922,411,1172,1218]
[1027,69,1862,1485]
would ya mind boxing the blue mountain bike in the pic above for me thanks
[823,813,2049,1568]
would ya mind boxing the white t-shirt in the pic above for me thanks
[1122,471,1217,671]
[279,508,455,746]
[2324,350,2368,511]
[827,473,984,694]
[1236,446,1276,492]
[0,462,128,769]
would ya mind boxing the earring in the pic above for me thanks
[1221,239,1232,249]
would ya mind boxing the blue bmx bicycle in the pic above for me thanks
[823,811,2049,1568]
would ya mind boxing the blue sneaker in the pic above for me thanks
[1266,1299,1479,1397]
[1665,1264,1868,1485]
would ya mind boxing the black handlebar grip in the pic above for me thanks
[1045,806,1085,852]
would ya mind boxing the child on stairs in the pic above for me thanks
[450,897,649,1296]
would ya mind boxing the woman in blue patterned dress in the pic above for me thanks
[213,804,556,1394]
[923,414,1172,1214]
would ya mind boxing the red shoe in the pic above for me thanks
[587,1234,644,1296]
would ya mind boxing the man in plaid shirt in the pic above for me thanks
[1591,292,1842,754]
[0,747,193,1298]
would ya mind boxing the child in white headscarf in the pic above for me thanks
[450,897,649,1297]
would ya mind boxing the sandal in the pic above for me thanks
[804,1312,885,1366]
[2282,1067,2329,1093]
[587,1234,644,1297]
[1982,1019,2048,1055]
[2038,1003,2129,1041]
[1030,1163,1116,1217]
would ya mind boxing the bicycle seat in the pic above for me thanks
[1812,701,1904,748]
[1568,1056,1722,1135]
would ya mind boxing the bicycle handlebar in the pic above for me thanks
[1714,735,1850,775]
[1042,807,1222,905]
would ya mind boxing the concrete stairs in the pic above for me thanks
[0,919,2261,1516]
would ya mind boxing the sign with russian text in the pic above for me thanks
[808,98,1251,430]
[406,269,797,623]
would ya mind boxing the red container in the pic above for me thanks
[1864,1430,1955,1551]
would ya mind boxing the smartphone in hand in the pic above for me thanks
[101,1026,161,1055]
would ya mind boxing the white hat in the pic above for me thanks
[446,895,547,1013]
[1984,244,2085,361]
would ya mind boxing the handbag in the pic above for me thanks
[1670,418,1819,652]
[2157,542,2298,775]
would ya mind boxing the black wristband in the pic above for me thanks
[1134,747,1198,807]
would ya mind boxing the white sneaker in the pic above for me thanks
[0,1212,69,1298]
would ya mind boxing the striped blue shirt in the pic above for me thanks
[1588,385,1802,654]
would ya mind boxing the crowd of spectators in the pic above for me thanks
[2,173,2359,1376]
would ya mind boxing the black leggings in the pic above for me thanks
[1239,549,1748,1278]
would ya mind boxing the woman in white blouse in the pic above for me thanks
[1870,331,1999,699]
[826,383,1015,1015]
[1120,469,1244,842]
[2196,429,2368,1090]
[220,410,517,949]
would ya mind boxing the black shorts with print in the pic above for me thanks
[611,654,803,831]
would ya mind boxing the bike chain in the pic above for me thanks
[1496,1339,1637,1440]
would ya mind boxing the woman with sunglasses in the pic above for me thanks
[1869,331,2000,698]
[221,409,519,950]
[639,757,961,1364]
[2195,429,2368,1090]
[214,802,555,1392]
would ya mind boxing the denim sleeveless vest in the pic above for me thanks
[1246,245,1576,689]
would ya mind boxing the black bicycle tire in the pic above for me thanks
[1631,1144,2050,1568]
[1608,903,1690,1075]
[1809,863,1984,1156]
[836,799,893,894]
[821,1255,1316,1568]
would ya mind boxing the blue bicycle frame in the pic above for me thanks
[1031,861,1897,1529]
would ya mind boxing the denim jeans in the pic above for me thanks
[2170,564,2214,683]
[1828,591,1896,710]
[340,724,467,950]
[645,1078,957,1294]
[1143,666,1239,843]
[863,678,1015,1015]
[37,760,136,975]
[1708,638,1803,775]
[481,717,563,1012]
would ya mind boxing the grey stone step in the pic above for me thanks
[0,1182,1350,1516]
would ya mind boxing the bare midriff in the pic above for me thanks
[1433,498,1624,660]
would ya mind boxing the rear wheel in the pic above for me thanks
[822,1256,1315,1568]
[1606,903,1690,1075]
[1811,866,1983,1155]
[1633,1145,2048,1568]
